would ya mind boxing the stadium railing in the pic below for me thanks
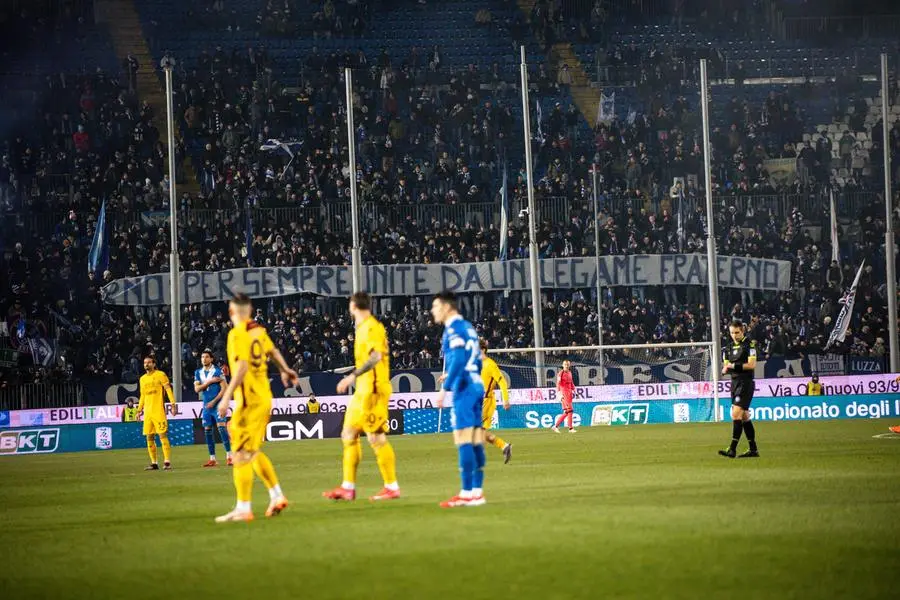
[0,190,876,242]
[779,14,900,42]
[0,382,85,412]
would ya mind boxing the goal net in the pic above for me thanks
[487,342,715,390]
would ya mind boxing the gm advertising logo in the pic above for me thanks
[591,404,650,426]
[0,429,60,455]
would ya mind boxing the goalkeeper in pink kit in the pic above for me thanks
[551,360,577,433]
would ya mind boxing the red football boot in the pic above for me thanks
[322,486,357,501]
[369,487,401,501]
[439,495,471,508]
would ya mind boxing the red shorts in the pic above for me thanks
[560,393,573,411]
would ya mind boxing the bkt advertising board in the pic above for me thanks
[81,354,869,405]
[2,393,899,456]
[0,422,195,456]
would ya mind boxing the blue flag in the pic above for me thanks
[499,164,509,261]
[246,201,254,267]
[88,199,109,276]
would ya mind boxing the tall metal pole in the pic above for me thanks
[520,46,545,383]
[592,164,605,384]
[880,54,899,372]
[345,67,363,294]
[700,59,721,420]
[163,60,181,403]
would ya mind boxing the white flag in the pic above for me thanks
[825,261,864,350]
[829,188,840,265]
[597,92,615,122]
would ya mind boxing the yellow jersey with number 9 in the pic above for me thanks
[227,320,275,407]
[354,315,390,396]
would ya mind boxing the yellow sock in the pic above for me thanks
[159,435,171,463]
[492,436,507,450]
[251,452,279,490]
[372,440,398,486]
[233,461,254,503]
[342,438,361,485]
[146,436,158,464]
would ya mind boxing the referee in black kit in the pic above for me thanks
[719,319,760,458]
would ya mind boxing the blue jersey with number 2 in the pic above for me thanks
[442,315,485,430]
[442,316,484,394]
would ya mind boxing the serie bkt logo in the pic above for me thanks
[591,404,650,426]
[0,429,60,455]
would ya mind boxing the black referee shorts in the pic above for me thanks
[730,378,755,410]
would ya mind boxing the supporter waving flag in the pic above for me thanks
[825,261,864,350]
[259,139,303,158]
[87,199,109,277]
[499,164,509,261]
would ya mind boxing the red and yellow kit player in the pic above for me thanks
[480,340,512,464]
[137,356,176,471]
[214,293,299,523]
[323,291,401,502]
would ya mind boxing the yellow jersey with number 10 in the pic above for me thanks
[355,315,390,396]
[227,320,275,407]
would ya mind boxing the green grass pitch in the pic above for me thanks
[1,419,899,600]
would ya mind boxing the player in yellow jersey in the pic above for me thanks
[480,340,512,463]
[439,339,513,463]
[323,291,401,502]
[214,293,300,523]
[890,375,900,434]
[137,356,176,471]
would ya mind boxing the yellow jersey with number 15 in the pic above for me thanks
[227,319,275,407]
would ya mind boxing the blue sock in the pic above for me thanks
[457,443,475,492]
[218,425,231,453]
[472,444,486,490]
[204,427,215,457]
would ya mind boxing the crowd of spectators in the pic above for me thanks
[2,169,893,388]
[1,1,899,393]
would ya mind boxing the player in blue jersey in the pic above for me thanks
[431,291,487,508]
[195,349,232,467]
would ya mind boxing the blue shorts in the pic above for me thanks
[451,388,485,431]
[201,406,227,428]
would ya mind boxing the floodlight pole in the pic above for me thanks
[592,164,605,384]
[346,67,363,293]
[880,54,898,372]
[520,45,545,385]
[700,59,722,420]
[163,59,181,402]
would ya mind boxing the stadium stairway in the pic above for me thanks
[98,0,200,195]
[549,43,601,129]
[514,0,601,129]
